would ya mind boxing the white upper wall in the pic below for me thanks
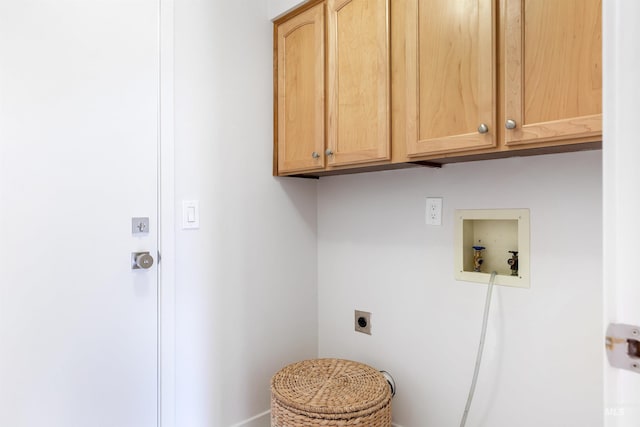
[174,1,318,426]
[268,0,305,20]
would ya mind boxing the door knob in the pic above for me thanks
[477,123,489,134]
[131,252,154,270]
[505,119,517,130]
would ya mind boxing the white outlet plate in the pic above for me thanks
[426,197,443,226]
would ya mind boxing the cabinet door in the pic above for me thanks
[326,0,390,167]
[404,0,496,156]
[276,3,325,174]
[503,0,602,146]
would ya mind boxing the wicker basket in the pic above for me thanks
[271,358,392,427]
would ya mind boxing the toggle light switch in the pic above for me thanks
[182,200,200,229]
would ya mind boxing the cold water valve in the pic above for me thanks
[507,250,519,276]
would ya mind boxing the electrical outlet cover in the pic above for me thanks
[426,197,443,225]
[354,310,371,335]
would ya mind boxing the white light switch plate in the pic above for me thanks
[182,200,199,229]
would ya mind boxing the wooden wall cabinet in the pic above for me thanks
[274,0,390,176]
[395,0,602,160]
[502,0,602,147]
[402,0,497,157]
[275,0,602,176]
[275,3,325,174]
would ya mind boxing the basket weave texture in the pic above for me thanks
[271,358,391,427]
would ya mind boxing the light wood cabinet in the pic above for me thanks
[274,0,390,176]
[502,0,602,146]
[395,0,602,160]
[402,0,497,157]
[275,3,325,174]
[326,0,390,168]
[275,0,602,176]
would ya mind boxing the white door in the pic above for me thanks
[604,1,640,426]
[0,1,160,426]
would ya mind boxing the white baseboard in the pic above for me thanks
[228,410,270,427]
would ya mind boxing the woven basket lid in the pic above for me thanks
[271,358,391,415]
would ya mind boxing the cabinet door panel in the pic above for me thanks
[405,0,496,156]
[327,0,390,166]
[277,4,325,174]
[503,0,602,145]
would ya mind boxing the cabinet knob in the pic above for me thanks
[311,151,320,159]
[325,149,334,156]
[477,123,489,134]
[505,119,517,130]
